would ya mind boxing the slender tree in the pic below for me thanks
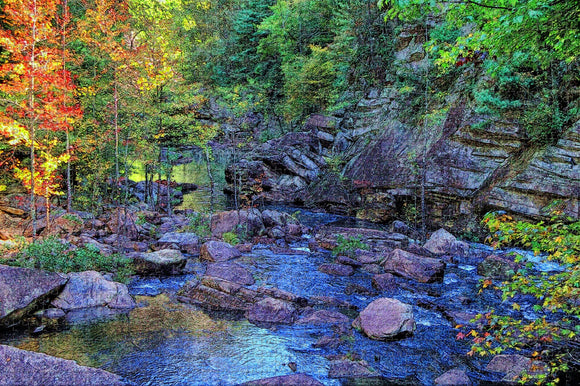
[0,0,81,236]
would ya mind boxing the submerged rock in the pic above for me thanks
[382,248,445,283]
[434,368,472,385]
[177,277,258,311]
[246,297,297,324]
[477,254,517,280]
[199,241,242,262]
[297,310,351,326]
[0,265,67,327]
[211,209,265,238]
[353,298,415,340]
[371,273,397,292]
[485,354,546,382]
[0,344,124,385]
[205,262,255,286]
[328,359,378,378]
[51,271,135,311]
[241,373,324,386]
[318,263,354,276]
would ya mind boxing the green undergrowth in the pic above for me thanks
[332,234,369,258]
[460,211,580,385]
[5,236,134,283]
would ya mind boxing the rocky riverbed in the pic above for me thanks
[0,205,557,385]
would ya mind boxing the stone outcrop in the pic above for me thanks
[241,373,324,386]
[434,368,472,385]
[0,265,67,327]
[0,344,124,385]
[156,232,200,254]
[131,249,187,275]
[382,248,445,283]
[51,271,135,311]
[199,241,242,262]
[353,298,415,340]
[205,262,255,286]
[423,229,469,256]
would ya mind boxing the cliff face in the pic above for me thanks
[344,97,579,228]
[224,24,579,229]
[341,23,579,228]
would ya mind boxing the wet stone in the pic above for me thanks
[319,263,354,276]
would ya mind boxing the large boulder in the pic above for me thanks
[41,213,84,238]
[106,208,140,240]
[477,254,517,280]
[423,229,469,256]
[318,263,354,276]
[156,232,200,254]
[0,345,124,385]
[205,262,255,286]
[485,354,546,382]
[51,271,135,311]
[382,249,445,283]
[241,374,323,386]
[245,297,297,324]
[211,209,265,238]
[199,241,242,262]
[353,298,415,340]
[434,368,472,385]
[0,265,67,327]
[131,249,187,275]
[177,276,259,311]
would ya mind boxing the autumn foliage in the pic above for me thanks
[0,0,81,230]
[459,212,580,384]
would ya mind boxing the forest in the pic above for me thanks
[0,0,579,385]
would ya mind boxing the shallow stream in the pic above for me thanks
[0,206,526,385]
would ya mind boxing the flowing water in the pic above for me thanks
[0,167,549,385]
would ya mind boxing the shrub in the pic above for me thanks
[459,212,580,384]
[332,234,369,258]
[183,212,211,238]
[7,237,134,283]
[222,231,240,246]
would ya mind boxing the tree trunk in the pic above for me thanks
[114,67,120,204]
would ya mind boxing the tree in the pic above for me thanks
[77,0,134,202]
[461,212,580,384]
[379,0,579,143]
[0,0,81,236]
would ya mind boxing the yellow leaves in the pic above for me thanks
[512,302,521,311]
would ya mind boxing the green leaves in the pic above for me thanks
[472,212,580,383]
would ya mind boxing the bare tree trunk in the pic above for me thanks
[62,0,72,212]
[114,68,120,204]
[205,146,214,216]
[420,15,430,243]
[29,0,38,239]
[166,164,172,215]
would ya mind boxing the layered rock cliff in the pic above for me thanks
[224,23,579,230]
